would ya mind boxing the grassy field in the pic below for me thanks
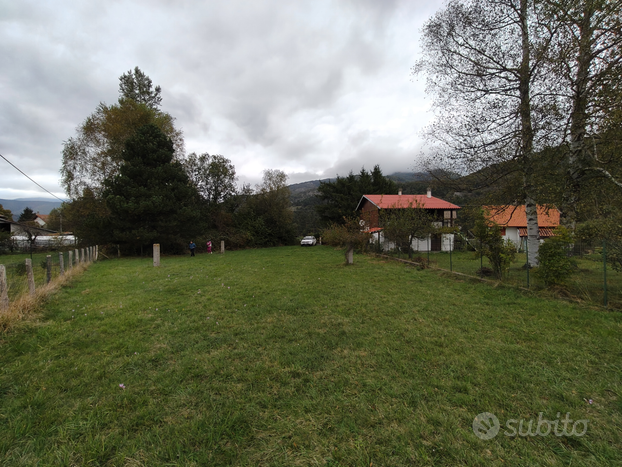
[1,250,77,302]
[0,246,621,466]
[386,249,621,309]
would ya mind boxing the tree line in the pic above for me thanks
[55,68,296,255]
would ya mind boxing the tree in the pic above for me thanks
[183,153,238,205]
[0,204,12,220]
[232,170,296,247]
[118,66,162,109]
[61,69,183,199]
[322,217,371,265]
[18,207,36,222]
[103,124,201,253]
[62,188,112,245]
[415,0,561,266]
[549,0,622,228]
[316,165,397,226]
[473,211,518,279]
[379,201,436,259]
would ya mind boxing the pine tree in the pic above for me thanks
[103,124,201,253]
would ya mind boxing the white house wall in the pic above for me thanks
[502,227,521,249]
[375,231,455,252]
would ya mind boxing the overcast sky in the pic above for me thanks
[0,0,445,200]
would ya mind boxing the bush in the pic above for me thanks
[535,227,577,286]
[473,213,517,279]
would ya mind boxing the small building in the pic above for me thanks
[34,214,50,228]
[483,205,560,250]
[356,189,461,252]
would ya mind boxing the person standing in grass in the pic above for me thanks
[189,241,196,257]
[207,240,212,254]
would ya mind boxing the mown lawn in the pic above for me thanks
[392,249,621,308]
[0,246,621,466]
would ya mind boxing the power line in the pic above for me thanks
[0,153,65,202]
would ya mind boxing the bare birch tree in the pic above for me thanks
[415,0,562,266]
[546,0,622,228]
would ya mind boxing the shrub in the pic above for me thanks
[473,213,517,279]
[535,227,577,286]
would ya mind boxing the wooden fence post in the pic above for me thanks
[153,244,161,267]
[0,265,9,311]
[25,259,35,296]
[59,252,65,276]
[68,250,73,270]
[46,255,52,284]
[221,240,225,254]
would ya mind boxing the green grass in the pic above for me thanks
[1,246,621,466]
[1,250,75,301]
[391,250,621,309]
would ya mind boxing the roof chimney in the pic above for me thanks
[426,187,432,198]
[398,188,402,196]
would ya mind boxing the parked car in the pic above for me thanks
[300,236,317,246]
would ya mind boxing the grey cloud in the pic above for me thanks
[1,0,444,199]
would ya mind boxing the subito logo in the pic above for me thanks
[473,412,500,440]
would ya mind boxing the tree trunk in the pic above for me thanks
[519,0,539,267]
[561,5,593,230]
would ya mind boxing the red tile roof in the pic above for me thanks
[484,205,560,228]
[358,194,461,210]
[518,227,556,237]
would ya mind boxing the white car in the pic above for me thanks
[300,235,317,246]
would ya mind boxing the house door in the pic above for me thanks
[431,234,442,251]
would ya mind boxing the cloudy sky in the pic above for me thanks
[0,0,445,200]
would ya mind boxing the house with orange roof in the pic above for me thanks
[483,205,560,250]
[34,213,50,228]
[356,188,461,251]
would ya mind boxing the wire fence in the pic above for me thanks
[0,246,98,307]
[374,237,622,309]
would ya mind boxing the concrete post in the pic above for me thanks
[59,252,65,276]
[25,259,35,296]
[81,248,85,263]
[46,255,52,284]
[220,240,225,254]
[345,246,354,265]
[0,265,9,311]
[95,245,98,261]
[74,249,79,266]
[68,250,73,270]
[153,244,161,267]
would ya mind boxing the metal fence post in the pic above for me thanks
[603,240,608,307]
[450,236,453,272]
[479,238,483,277]
[427,236,430,264]
[46,255,52,284]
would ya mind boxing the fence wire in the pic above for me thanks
[1,247,96,304]
[375,237,621,309]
